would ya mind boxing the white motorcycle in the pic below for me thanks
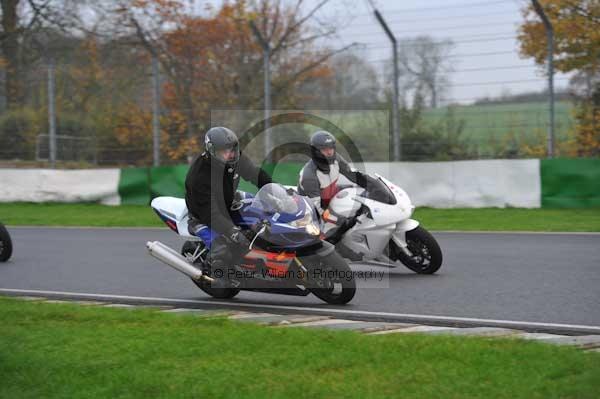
[320,174,443,274]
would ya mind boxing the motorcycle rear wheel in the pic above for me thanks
[388,226,442,274]
[181,241,240,299]
[0,223,13,262]
[306,251,356,305]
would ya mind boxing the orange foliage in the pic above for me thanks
[573,104,600,157]
[520,128,579,158]
[518,0,600,73]
[119,0,334,162]
[113,103,203,164]
[518,0,600,156]
[66,37,105,114]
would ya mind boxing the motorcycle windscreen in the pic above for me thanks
[363,177,397,205]
[251,183,300,216]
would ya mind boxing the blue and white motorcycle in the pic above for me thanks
[147,183,356,304]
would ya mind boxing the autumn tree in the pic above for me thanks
[0,0,84,109]
[94,0,351,163]
[57,35,159,164]
[299,51,379,109]
[518,0,600,156]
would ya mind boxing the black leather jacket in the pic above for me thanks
[185,152,272,234]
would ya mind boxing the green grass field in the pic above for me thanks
[1,203,599,232]
[1,296,599,398]
[425,101,575,144]
[316,101,575,158]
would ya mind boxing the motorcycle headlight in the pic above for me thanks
[291,211,320,236]
[305,223,320,236]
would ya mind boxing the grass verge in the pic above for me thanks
[0,203,162,227]
[1,202,600,231]
[414,207,600,232]
[1,296,599,398]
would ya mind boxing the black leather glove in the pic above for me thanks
[338,216,357,231]
[242,228,256,242]
[233,191,243,202]
[227,226,251,248]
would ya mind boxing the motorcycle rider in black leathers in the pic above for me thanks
[185,126,272,288]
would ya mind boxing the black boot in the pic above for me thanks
[208,259,234,289]
[336,242,362,261]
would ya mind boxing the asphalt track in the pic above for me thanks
[1,227,599,328]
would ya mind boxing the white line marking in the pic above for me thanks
[284,319,358,327]
[229,313,278,319]
[162,308,217,314]
[387,325,457,333]
[513,333,569,340]
[2,287,600,333]
[102,304,136,308]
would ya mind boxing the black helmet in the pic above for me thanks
[204,126,240,166]
[310,130,336,172]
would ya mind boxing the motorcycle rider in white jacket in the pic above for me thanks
[298,131,370,258]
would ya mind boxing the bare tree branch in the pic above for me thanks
[270,0,329,56]
[272,42,356,98]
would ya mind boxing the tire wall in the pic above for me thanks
[358,159,541,208]
[0,168,121,205]
[1,159,598,208]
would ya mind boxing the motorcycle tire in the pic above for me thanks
[0,223,13,262]
[181,241,240,299]
[388,226,442,274]
[306,251,356,305]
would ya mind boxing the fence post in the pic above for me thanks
[48,59,57,168]
[152,54,161,167]
[373,9,401,161]
[531,0,555,158]
[249,20,272,163]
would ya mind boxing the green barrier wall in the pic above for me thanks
[118,163,305,204]
[541,158,600,208]
[120,160,600,208]
[118,167,150,205]
[149,165,189,199]
[238,162,304,193]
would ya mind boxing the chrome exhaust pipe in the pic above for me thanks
[146,241,213,282]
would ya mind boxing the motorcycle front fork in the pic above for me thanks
[391,233,414,257]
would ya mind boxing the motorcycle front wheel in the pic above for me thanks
[388,226,443,274]
[0,223,13,262]
[306,251,356,305]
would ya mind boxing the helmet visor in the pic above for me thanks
[318,145,336,159]
[213,143,240,164]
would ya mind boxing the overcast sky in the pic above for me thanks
[193,0,570,104]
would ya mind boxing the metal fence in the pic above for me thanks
[0,59,577,167]
[0,1,590,167]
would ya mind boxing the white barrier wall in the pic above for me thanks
[0,160,542,208]
[0,169,121,205]
[359,159,541,208]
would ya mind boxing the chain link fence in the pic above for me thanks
[0,1,587,168]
